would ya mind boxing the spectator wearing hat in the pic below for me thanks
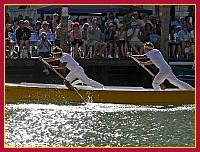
[127,22,143,55]
[177,24,191,58]
[37,32,52,58]
[130,42,194,91]
[39,21,52,36]
[87,18,107,58]
[68,22,87,58]
[105,23,118,58]
[115,23,127,57]
[24,20,34,33]
[16,20,31,58]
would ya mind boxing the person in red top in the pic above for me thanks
[68,22,87,58]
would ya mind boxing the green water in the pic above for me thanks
[5,102,195,147]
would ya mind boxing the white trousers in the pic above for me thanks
[153,69,194,91]
[66,67,104,88]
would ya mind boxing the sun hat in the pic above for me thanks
[118,24,125,29]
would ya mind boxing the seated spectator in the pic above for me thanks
[105,23,118,58]
[39,21,52,36]
[16,20,31,58]
[37,32,52,58]
[184,41,193,59]
[178,24,191,58]
[115,24,127,58]
[127,22,143,55]
[68,22,87,58]
[82,23,89,45]
[169,27,182,58]
[5,24,14,58]
[88,18,107,58]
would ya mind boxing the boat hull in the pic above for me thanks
[5,83,195,105]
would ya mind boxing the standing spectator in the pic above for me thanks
[151,16,161,35]
[16,20,31,58]
[138,14,153,32]
[171,15,182,28]
[79,19,85,31]
[12,20,20,33]
[35,20,42,35]
[5,23,14,58]
[52,13,59,33]
[105,23,118,58]
[105,12,119,29]
[143,23,153,42]
[133,11,141,29]
[88,18,107,58]
[127,22,143,55]
[39,21,52,36]
[87,16,93,26]
[115,24,127,58]
[68,22,87,58]
[24,20,34,33]
[122,8,134,31]
[17,15,23,21]
[55,23,61,47]
[46,15,53,31]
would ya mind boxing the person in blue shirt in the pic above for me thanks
[178,24,191,58]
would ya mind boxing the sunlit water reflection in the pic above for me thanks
[5,102,195,147]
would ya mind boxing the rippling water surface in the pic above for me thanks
[5,102,195,147]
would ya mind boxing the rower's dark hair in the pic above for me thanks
[52,46,63,56]
[144,42,154,49]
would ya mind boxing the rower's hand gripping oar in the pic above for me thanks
[39,57,86,102]
[130,56,166,90]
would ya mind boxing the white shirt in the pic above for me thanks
[60,53,80,72]
[145,49,171,71]
[127,28,140,42]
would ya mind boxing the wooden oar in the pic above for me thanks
[39,58,86,102]
[130,56,166,89]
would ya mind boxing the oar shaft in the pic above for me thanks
[130,56,166,89]
[40,58,86,102]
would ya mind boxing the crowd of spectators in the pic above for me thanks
[5,8,195,60]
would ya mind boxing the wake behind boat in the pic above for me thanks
[5,82,195,105]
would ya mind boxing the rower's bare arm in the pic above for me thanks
[131,55,147,59]
[52,62,67,69]
[140,60,153,65]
